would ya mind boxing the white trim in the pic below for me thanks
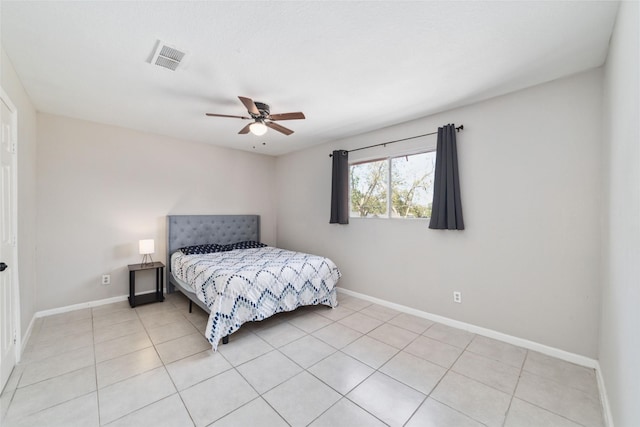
[20,314,37,355]
[595,362,615,427]
[338,287,598,369]
[33,289,163,318]
[0,88,21,369]
[35,295,129,318]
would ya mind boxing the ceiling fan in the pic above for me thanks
[206,96,305,136]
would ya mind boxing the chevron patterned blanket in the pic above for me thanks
[171,246,340,350]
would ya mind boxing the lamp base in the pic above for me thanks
[141,254,154,267]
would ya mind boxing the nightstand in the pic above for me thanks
[128,261,165,308]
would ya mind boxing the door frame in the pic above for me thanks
[0,86,21,375]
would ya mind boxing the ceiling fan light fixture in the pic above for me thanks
[249,121,268,136]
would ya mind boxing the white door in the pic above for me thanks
[0,91,18,391]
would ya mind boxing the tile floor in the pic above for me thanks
[0,292,604,427]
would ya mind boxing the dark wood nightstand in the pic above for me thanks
[128,262,165,308]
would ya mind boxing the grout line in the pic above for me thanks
[500,348,528,427]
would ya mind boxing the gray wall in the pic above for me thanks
[36,113,277,310]
[1,48,38,339]
[599,1,640,425]
[276,69,603,358]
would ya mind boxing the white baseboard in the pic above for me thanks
[19,315,37,362]
[337,288,598,369]
[33,289,164,318]
[595,362,615,427]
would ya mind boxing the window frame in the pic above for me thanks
[349,148,437,220]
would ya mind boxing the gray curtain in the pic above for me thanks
[429,124,464,230]
[330,150,349,224]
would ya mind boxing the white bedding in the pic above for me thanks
[171,246,340,349]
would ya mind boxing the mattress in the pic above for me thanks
[171,246,340,349]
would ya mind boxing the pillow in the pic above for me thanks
[180,243,228,255]
[225,241,267,250]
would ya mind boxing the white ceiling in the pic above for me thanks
[1,1,619,156]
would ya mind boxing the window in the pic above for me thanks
[350,151,436,219]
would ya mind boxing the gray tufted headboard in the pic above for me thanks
[166,215,260,292]
[167,215,260,252]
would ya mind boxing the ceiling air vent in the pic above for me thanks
[151,41,186,71]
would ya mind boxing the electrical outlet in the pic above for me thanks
[453,291,462,303]
[101,274,111,285]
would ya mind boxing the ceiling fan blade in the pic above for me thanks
[206,113,251,120]
[268,112,306,121]
[265,121,294,136]
[238,96,260,116]
[238,123,252,134]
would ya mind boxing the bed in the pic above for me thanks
[166,215,340,350]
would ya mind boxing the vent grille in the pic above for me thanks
[151,41,187,71]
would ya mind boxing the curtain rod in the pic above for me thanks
[329,124,464,157]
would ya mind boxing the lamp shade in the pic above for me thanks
[249,121,267,136]
[139,239,155,255]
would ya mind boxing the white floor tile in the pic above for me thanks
[406,398,484,427]
[147,318,199,345]
[379,351,447,395]
[92,301,131,317]
[94,331,153,363]
[404,335,463,368]
[452,350,521,394]
[359,304,400,322]
[19,345,95,387]
[98,367,176,424]
[140,309,191,330]
[309,398,387,427]
[337,296,372,311]
[180,369,257,427]
[165,350,231,391]
[515,371,603,427]
[92,309,139,329]
[5,391,99,427]
[6,366,96,420]
[210,397,289,427]
[431,371,511,427]
[524,351,599,398]
[423,322,475,348]
[105,393,194,427]
[466,335,527,368]
[505,398,583,427]
[253,321,307,348]
[315,305,355,322]
[236,350,303,394]
[308,351,374,394]
[42,308,92,328]
[216,331,274,366]
[338,312,383,334]
[263,372,341,427]
[367,322,419,349]
[97,347,163,389]
[342,335,398,369]
[388,313,434,334]
[280,335,336,368]
[347,372,425,427]
[94,319,145,343]
[22,331,94,364]
[312,322,363,349]
[155,333,212,364]
[287,312,333,333]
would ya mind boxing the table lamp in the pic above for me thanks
[139,239,155,266]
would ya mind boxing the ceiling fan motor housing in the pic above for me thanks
[252,102,270,118]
